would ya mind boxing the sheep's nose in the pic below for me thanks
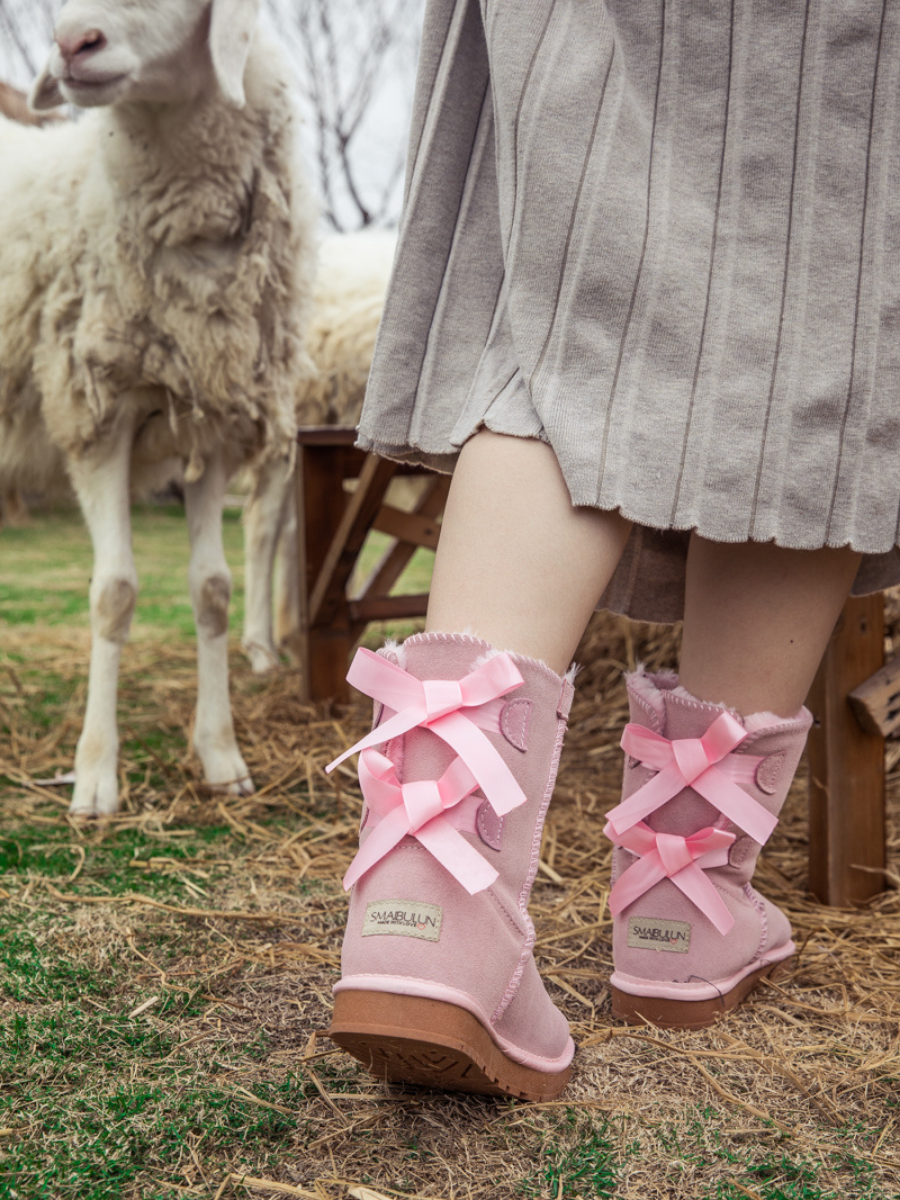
[56,29,107,63]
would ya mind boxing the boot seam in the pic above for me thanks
[492,711,568,1025]
[743,882,769,956]
[336,971,495,1020]
[738,712,814,750]
[665,691,810,739]
[487,887,528,939]
[404,629,565,688]
[626,692,663,732]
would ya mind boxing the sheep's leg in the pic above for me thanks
[186,449,254,795]
[241,454,293,674]
[2,488,29,527]
[67,422,138,816]
[273,486,301,661]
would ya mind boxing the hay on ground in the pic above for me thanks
[1,608,898,1199]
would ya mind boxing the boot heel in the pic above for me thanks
[328,990,571,1102]
[610,957,792,1030]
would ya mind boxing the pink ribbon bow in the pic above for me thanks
[325,648,528,817]
[605,820,737,935]
[342,749,499,895]
[605,713,777,845]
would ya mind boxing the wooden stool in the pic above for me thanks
[294,426,891,907]
[294,426,449,702]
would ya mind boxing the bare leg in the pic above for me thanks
[680,535,862,717]
[426,430,632,674]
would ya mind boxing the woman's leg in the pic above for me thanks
[680,535,862,716]
[606,534,862,1028]
[426,430,633,672]
[331,432,631,1099]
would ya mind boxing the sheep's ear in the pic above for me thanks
[28,59,65,112]
[209,0,260,108]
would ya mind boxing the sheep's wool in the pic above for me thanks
[0,35,316,486]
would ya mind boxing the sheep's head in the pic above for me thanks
[29,0,261,113]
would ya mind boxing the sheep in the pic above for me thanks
[241,229,397,673]
[0,0,317,816]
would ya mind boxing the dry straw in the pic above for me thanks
[1,608,898,1197]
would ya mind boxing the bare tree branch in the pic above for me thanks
[283,0,423,230]
[0,0,423,230]
[0,0,57,83]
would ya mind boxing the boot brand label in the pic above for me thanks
[362,900,443,942]
[627,917,691,953]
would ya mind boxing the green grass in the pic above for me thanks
[0,795,367,1200]
[1,1003,313,1200]
[515,1107,899,1200]
[648,1108,897,1200]
[519,1110,621,1198]
[0,825,236,912]
[0,502,434,644]
[3,509,898,1200]
[0,504,245,639]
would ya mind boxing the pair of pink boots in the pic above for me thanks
[326,632,811,1101]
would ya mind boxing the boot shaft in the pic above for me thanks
[606,669,811,1007]
[398,633,575,907]
[614,670,811,890]
[327,631,577,1096]
[332,632,576,1066]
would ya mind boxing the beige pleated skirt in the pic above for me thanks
[357,0,900,621]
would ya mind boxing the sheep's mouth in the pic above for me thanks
[62,72,127,93]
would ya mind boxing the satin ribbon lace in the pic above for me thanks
[606,713,776,843]
[343,749,498,894]
[605,820,737,934]
[325,648,528,894]
[604,712,777,934]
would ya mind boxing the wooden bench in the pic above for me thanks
[294,427,890,908]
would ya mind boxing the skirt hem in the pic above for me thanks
[355,432,900,561]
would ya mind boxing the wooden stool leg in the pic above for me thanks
[807,593,886,906]
[297,448,399,703]
[296,442,358,702]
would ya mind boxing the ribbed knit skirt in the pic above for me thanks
[357,0,900,621]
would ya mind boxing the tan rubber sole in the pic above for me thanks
[328,990,571,1102]
[611,957,792,1030]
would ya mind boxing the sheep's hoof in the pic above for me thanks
[243,639,280,674]
[201,745,255,797]
[69,764,119,817]
[210,774,256,797]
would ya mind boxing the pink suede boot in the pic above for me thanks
[325,632,576,1100]
[604,669,812,1029]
